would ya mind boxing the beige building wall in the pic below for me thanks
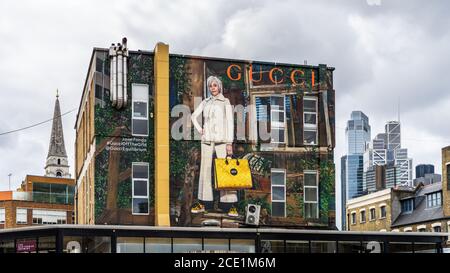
[75,54,96,225]
[395,220,450,233]
[443,146,450,218]
[347,189,392,232]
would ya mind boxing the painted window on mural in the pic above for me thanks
[132,163,149,215]
[304,171,318,219]
[0,208,5,224]
[271,169,286,217]
[132,84,149,136]
[32,209,66,225]
[16,208,27,224]
[303,96,318,145]
[255,95,286,144]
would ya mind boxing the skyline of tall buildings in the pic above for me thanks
[363,120,413,190]
[341,110,419,230]
[341,111,371,230]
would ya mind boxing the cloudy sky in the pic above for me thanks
[1,0,450,229]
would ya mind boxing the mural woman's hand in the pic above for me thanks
[226,144,233,155]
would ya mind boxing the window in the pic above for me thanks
[304,171,318,219]
[0,208,5,224]
[418,228,426,232]
[145,238,171,253]
[16,208,27,224]
[369,208,376,221]
[132,84,149,136]
[32,209,66,225]
[426,192,442,208]
[303,96,317,145]
[230,239,255,253]
[401,198,414,213]
[380,205,386,219]
[132,163,149,215]
[95,84,103,100]
[360,210,366,223]
[271,169,286,217]
[447,164,450,190]
[255,95,286,144]
[117,237,144,253]
[56,171,62,177]
[57,159,61,165]
[432,224,442,233]
[351,212,356,225]
[173,238,202,253]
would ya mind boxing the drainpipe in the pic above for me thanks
[122,37,128,107]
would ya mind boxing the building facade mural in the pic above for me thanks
[76,41,336,229]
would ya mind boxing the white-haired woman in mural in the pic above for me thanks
[190,75,238,217]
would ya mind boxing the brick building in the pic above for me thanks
[75,39,336,229]
[0,94,75,229]
[347,145,450,234]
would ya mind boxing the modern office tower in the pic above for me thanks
[416,164,435,179]
[372,133,388,166]
[362,120,413,191]
[341,156,347,230]
[341,111,370,230]
[395,148,413,185]
[385,121,401,151]
[346,111,371,154]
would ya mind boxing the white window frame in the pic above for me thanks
[401,198,414,213]
[359,209,366,223]
[403,227,413,232]
[303,96,318,146]
[254,94,287,145]
[426,191,442,208]
[351,212,356,225]
[32,209,67,225]
[417,224,427,231]
[379,205,387,219]
[16,208,28,224]
[269,95,286,144]
[0,208,5,224]
[131,83,149,137]
[303,170,319,219]
[369,207,376,221]
[271,168,286,217]
[132,162,150,215]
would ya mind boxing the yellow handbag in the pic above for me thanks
[214,156,253,190]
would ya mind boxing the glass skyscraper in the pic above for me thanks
[341,111,371,230]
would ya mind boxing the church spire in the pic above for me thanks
[45,91,70,178]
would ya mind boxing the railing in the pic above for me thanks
[9,191,74,205]
[32,192,74,205]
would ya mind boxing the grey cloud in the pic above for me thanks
[1,0,450,227]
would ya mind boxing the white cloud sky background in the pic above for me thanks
[1,0,450,229]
